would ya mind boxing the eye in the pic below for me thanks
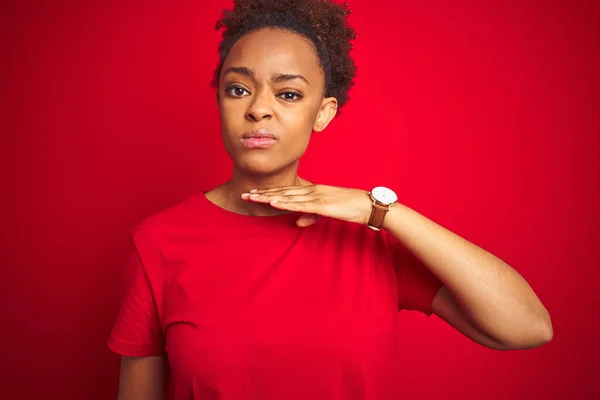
[277,91,303,101]
[225,86,250,98]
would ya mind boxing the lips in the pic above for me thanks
[242,129,277,139]
[240,129,278,149]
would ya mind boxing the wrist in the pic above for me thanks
[381,201,402,231]
[366,186,398,231]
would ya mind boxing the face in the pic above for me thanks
[217,28,338,176]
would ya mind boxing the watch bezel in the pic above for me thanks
[370,186,398,206]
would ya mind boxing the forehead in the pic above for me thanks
[223,28,323,80]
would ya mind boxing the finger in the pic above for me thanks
[269,199,320,214]
[296,213,319,228]
[243,192,313,203]
[250,186,312,195]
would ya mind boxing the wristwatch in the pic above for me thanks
[367,186,398,231]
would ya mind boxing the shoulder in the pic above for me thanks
[131,191,207,248]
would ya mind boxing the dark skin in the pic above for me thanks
[117,26,552,400]
[205,27,337,219]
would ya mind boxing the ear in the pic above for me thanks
[313,97,338,133]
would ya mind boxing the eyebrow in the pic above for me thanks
[222,67,309,85]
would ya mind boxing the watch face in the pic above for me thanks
[372,186,398,205]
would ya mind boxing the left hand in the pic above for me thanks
[241,184,373,228]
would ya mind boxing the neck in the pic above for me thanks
[217,164,311,217]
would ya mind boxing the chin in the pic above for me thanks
[234,153,297,177]
[236,157,282,176]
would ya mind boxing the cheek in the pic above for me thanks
[279,102,320,134]
[219,102,245,139]
[279,113,312,145]
[219,100,240,124]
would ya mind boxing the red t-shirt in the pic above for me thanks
[108,191,443,399]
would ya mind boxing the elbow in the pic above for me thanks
[526,321,553,349]
[519,307,554,349]
[500,313,554,350]
[537,314,554,345]
[533,308,554,346]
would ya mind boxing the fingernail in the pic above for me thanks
[250,193,260,198]
[250,189,258,193]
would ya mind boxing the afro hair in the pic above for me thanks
[212,0,358,111]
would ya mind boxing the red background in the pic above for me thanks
[2,0,599,399]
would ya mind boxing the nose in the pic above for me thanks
[246,90,273,122]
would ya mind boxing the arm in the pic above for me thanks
[384,202,553,350]
[118,356,165,400]
[241,184,553,350]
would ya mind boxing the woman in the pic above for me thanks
[108,1,553,399]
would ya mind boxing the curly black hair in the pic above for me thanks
[211,0,358,111]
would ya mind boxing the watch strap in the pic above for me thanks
[367,201,389,231]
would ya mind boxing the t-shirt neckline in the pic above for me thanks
[198,191,301,226]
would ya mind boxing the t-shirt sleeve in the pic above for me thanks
[107,240,165,357]
[384,232,444,316]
